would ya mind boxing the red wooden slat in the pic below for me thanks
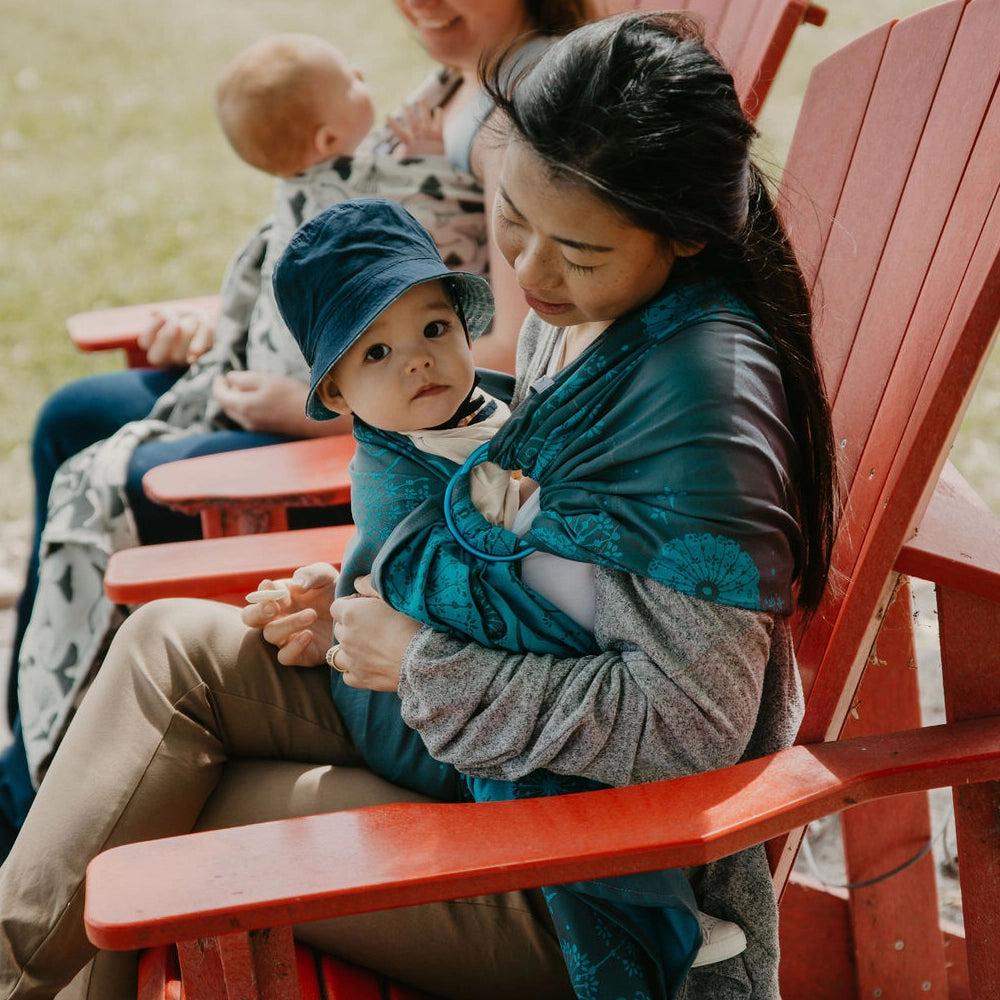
[937,585,1000,996]
[797,33,1000,734]
[66,295,220,358]
[829,0,1000,485]
[819,3,964,405]
[839,582,949,999]
[778,877,857,1000]
[777,23,891,300]
[897,463,1000,604]
[317,953,391,1000]
[709,0,764,109]
[104,525,352,605]
[143,436,355,517]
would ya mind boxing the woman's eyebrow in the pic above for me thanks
[499,184,614,254]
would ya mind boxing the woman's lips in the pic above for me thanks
[525,294,572,317]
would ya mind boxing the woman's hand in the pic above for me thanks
[138,307,215,367]
[241,562,340,666]
[212,372,313,435]
[330,575,421,691]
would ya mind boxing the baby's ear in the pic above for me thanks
[314,124,342,160]
[315,378,349,415]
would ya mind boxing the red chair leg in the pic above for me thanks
[839,579,950,998]
[937,584,1000,997]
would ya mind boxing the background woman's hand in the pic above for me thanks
[212,372,312,435]
[241,562,340,666]
[330,575,421,691]
[138,307,215,367]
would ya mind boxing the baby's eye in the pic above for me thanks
[364,343,391,362]
[423,320,449,339]
[565,258,596,275]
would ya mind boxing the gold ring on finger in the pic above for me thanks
[327,645,346,673]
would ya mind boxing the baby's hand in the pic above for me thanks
[241,564,339,667]
[387,99,444,157]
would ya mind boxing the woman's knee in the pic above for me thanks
[102,599,249,698]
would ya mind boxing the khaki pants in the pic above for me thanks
[0,599,572,1000]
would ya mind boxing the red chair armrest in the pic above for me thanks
[141,436,355,537]
[85,717,1000,952]
[896,461,1000,602]
[104,525,353,605]
[66,295,221,368]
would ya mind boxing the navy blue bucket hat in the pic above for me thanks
[273,198,494,420]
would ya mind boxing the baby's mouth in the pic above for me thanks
[413,383,448,400]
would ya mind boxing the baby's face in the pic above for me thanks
[323,61,375,157]
[317,280,475,431]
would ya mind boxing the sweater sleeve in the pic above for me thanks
[397,565,777,788]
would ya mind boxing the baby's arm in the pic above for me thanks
[386,98,445,157]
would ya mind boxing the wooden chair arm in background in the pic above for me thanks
[66,294,221,368]
[141,435,355,537]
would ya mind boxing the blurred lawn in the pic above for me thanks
[1,0,997,525]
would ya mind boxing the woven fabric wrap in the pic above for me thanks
[335,279,802,999]
[375,277,802,625]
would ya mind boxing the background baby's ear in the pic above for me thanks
[314,124,342,161]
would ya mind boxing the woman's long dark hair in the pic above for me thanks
[485,11,838,611]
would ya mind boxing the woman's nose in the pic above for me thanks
[516,240,556,291]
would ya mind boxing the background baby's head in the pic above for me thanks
[216,33,375,177]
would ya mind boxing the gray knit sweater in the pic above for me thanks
[398,312,805,999]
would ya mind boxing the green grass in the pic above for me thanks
[1,0,997,524]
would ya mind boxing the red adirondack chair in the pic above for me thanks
[85,2,1000,998]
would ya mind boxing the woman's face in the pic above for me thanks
[493,138,682,328]
[392,0,533,70]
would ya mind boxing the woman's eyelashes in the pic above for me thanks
[497,204,597,275]
[494,205,519,231]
